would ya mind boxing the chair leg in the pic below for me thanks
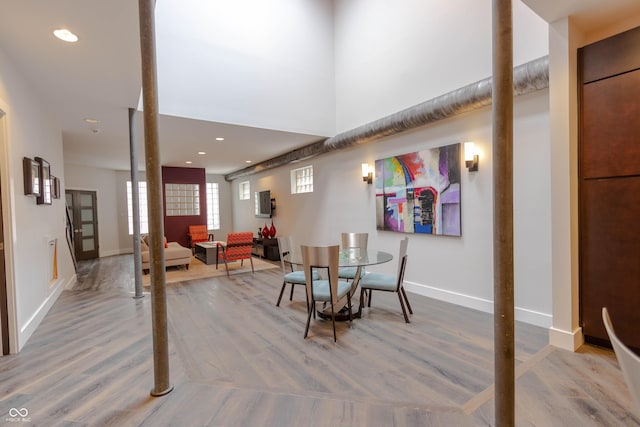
[249,257,254,273]
[276,281,287,306]
[401,286,413,314]
[330,301,337,342]
[304,300,314,339]
[347,293,353,322]
[289,283,295,301]
[224,259,230,276]
[359,288,365,314]
[397,292,410,323]
[368,290,373,307]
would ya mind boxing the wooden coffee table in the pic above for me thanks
[194,241,225,267]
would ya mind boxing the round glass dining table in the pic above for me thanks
[283,248,393,319]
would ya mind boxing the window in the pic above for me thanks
[165,183,200,216]
[291,165,313,194]
[206,182,220,230]
[239,181,250,200]
[126,181,149,235]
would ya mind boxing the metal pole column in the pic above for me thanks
[492,0,514,425]
[129,107,144,299]
[138,0,173,397]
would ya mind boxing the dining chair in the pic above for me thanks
[359,237,412,323]
[217,232,254,276]
[338,232,368,281]
[275,236,318,306]
[301,244,353,342]
[602,307,640,415]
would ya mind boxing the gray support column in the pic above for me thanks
[492,0,514,425]
[138,0,173,397]
[129,107,144,299]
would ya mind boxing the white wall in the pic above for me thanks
[333,0,549,132]
[155,0,335,136]
[0,46,75,352]
[64,164,126,257]
[232,90,552,327]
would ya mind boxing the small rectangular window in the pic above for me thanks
[126,181,149,235]
[239,181,250,200]
[291,165,313,194]
[206,182,220,230]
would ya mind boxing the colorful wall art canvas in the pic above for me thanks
[375,143,461,236]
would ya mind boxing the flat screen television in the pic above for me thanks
[255,190,273,218]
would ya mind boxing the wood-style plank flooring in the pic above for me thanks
[0,254,638,426]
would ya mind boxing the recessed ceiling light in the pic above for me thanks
[84,118,99,124]
[198,151,206,155]
[245,160,252,163]
[215,137,224,141]
[185,161,193,164]
[53,28,79,43]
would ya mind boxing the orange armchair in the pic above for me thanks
[187,225,212,249]
[217,232,254,276]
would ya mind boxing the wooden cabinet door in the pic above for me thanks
[579,27,640,351]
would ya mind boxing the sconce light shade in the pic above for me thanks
[361,163,373,184]
[464,142,479,172]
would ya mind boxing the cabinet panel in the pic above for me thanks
[581,25,640,83]
[581,70,640,179]
[580,177,640,350]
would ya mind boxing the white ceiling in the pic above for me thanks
[0,0,638,176]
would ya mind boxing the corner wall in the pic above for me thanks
[0,46,75,352]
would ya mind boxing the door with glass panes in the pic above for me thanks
[65,190,99,260]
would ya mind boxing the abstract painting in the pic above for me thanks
[375,143,461,236]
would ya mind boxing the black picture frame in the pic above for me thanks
[23,157,41,197]
[35,157,52,205]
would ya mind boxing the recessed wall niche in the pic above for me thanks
[164,183,200,216]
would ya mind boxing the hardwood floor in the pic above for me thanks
[0,254,638,426]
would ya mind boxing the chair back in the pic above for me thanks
[223,232,254,261]
[188,224,210,247]
[301,245,340,305]
[341,232,368,250]
[277,236,297,273]
[395,237,409,291]
[602,307,640,414]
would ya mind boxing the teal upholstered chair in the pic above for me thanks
[338,232,368,281]
[275,236,318,306]
[301,244,353,342]
[359,237,412,323]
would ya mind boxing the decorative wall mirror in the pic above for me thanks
[23,157,41,197]
[35,157,52,205]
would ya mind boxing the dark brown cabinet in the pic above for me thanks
[252,238,280,261]
[579,26,640,352]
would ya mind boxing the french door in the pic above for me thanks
[65,190,99,261]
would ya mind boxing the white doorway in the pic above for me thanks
[0,106,16,355]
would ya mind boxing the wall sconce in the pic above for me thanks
[361,163,373,184]
[464,142,479,172]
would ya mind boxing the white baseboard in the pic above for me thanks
[549,326,584,351]
[18,278,67,351]
[404,281,552,329]
[100,248,132,257]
